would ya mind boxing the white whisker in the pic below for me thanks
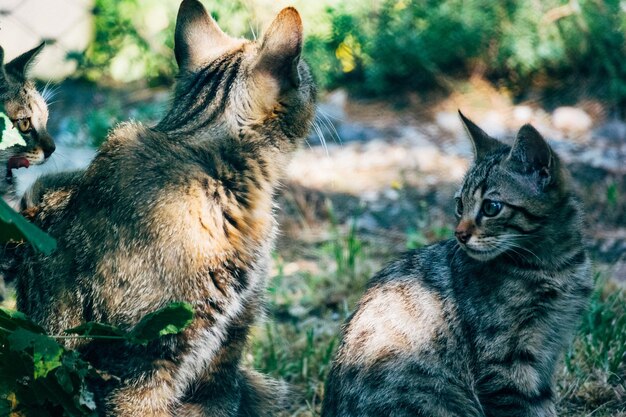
[312,119,329,155]
[316,106,342,145]
[501,240,542,264]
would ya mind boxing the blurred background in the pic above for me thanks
[1,1,625,416]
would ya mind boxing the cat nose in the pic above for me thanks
[455,220,475,244]
[455,229,472,244]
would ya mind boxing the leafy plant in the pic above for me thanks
[0,199,57,255]
[0,302,194,416]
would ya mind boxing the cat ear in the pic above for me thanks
[5,42,45,80]
[507,124,553,175]
[254,7,303,91]
[174,0,233,70]
[458,111,502,160]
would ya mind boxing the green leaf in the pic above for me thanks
[8,328,64,379]
[61,350,92,381]
[64,322,126,339]
[78,385,96,411]
[129,302,194,345]
[0,111,27,151]
[55,366,74,394]
[0,308,46,334]
[0,398,11,416]
[0,199,57,255]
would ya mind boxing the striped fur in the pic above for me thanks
[0,42,55,204]
[322,114,592,417]
[0,42,55,302]
[11,1,315,416]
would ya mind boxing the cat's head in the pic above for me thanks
[0,42,55,196]
[160,0,316,150]
[454,112,571,262]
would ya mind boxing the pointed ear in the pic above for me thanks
[5,42,45,80]
[174,0,233,70]
[458,111,502,160]
[507,124,553,174]
[254,7,303,91]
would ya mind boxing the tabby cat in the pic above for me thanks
[13,1,315,416]
[322,113,592,417]
[0,42,55,203]
[0,42,54,301]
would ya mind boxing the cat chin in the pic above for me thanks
[462,245,503,262]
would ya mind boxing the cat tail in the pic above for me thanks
[239,367,289,417]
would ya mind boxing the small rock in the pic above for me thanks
[513,106,533,124]
[382,188,400,201]
[288,304,309,319]
[355,212,379,232]
[552,106,593,134]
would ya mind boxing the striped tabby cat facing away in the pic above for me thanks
[322,113,593,417]
[13,0,315,416]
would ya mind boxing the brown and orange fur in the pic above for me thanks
[11,1,316,415]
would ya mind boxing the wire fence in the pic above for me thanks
[0,0,94,78]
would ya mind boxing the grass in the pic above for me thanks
[558,275,626,416]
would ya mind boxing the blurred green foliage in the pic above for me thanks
[320,0,626,102]
[73,0,626,104]
[73,0,255,85]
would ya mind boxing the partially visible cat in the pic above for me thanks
[0,42,55,204]
[322,113,592,417]
[12,1,316,416]
[0,42,55,302]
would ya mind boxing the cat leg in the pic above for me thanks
[323,359,486,417]
[478,364,557,417]
[176,367,287,417]
[238,368,288,417]
[99,358,178,417]
[20,170,82,211]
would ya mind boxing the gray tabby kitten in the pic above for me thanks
[322,113,592,417]
[12,0,315,415]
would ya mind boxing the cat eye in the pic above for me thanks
[455,197,463,216]
[481,199,503,217]
[15,118,32,133]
